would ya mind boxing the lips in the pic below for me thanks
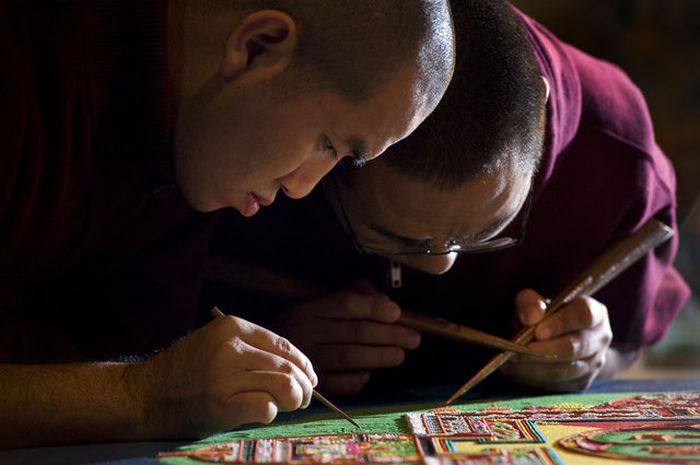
[242,192,275,217]
[242,192,260,217]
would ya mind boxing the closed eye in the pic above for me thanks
[324,135,365,167]
[323,135,340,160]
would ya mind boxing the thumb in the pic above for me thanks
[515,288,548,326]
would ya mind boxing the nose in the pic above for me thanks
[401,253,458,275]
[278,157,338,199]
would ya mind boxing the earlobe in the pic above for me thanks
[220,10,297,79]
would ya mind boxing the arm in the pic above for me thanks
[0,315,317,449]
[0,362,145,448]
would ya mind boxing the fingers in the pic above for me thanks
[315,290,401,323]
[313,344,405,371]
[319,371,371,397]
[218,370,306,413]
[504,294,613,392]
[313,319,420,349]
[226,338,314,409]
[520,326,608,362]
[515,297,611,362]
[223,392,278,428]
[515,289,548,326]
[218,316,318,387]
[534,296,610,342]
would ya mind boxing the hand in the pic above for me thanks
[500,288,612,392]
[271,281,421,396]
[129,314,317,438]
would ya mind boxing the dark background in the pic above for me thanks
[513,0,700,216]
[513,0,700,365]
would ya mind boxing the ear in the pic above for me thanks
[220,10,297,79]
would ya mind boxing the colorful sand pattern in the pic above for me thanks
[160,392,700,465]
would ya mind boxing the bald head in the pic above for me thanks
[208,0,455,107]
[372,0,547,190]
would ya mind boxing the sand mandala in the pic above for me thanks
[160,391,700,465]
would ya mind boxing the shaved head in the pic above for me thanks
[205,0,455,107]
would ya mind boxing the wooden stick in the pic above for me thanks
[445,218,674,405]
[210,307,360,429]
[309,390,360,429]
[207,258,552,358]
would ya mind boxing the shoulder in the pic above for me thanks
[567,45,657,157]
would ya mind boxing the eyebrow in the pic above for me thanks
[368,214,515,246]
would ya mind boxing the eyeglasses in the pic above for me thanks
[331,175,533,256]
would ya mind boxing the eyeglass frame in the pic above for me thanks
[329,174,534,256]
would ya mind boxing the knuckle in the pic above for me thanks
[597,352,607,370]
[593,356,604,371]
[275,336,294,354]
[601,332,613,347]
[601,325,613,344]
[279,376,303,408]
[278,359,296,375]
[227,338,246,356]
[562,338,580,358]
[280,373,297,392]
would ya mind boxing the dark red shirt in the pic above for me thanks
[207,10,690,387]
[0,1,219,361]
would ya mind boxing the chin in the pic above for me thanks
[180,189,221,213]
[400,258,455,276]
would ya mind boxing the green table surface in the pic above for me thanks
[3,378,700,465]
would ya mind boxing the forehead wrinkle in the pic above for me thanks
[370,208,515,245]
[363,174,525,245]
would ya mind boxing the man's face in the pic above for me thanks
[175,66,431,215]
[327,160,533,275]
